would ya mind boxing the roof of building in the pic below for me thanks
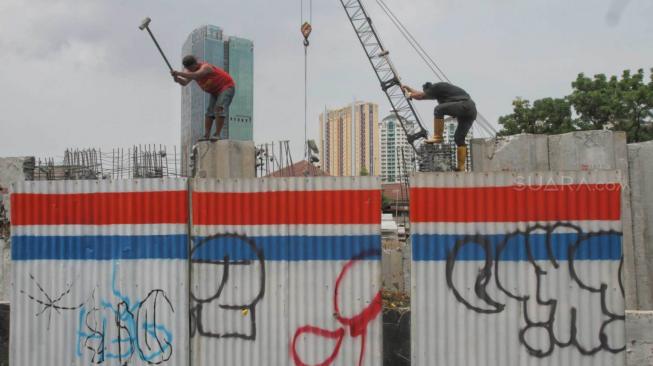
[382,183,408,200]
[267,160,329,177]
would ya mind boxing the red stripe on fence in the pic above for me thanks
[11,191,188,225]
[193,190,381,225]
[410,184,621,223]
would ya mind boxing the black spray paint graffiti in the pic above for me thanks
[445,222,625,357]
[20,274,85,330]
[190,233,265,340]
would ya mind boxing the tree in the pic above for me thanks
[381,194,391,211]
[498,68,653,142]
[360,166,369,176]
[571,69,653,142]
[498,97,575,136]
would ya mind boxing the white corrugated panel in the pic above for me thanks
[410,171,626,366]
[190,176,382,366]
[10,179,189,366]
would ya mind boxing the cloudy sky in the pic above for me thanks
[0,0,651,161]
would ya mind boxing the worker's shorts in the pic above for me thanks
[434,99,477,146]
[206,87,236,119]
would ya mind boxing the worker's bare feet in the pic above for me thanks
[198,135,210,142]
[210,135,220,142]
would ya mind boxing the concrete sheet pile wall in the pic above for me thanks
[471,131,628,173]
[193,140,256,179]
[548,131,628,172]
[471,134,549,172]
[190,177,382,365]
[10,179,189,366]
[0,156,33,215]
[1,156,33,303]
[625,310,653,366]
[410,171,626,366]
[627,141,653,309]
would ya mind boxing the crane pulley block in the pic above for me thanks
[301,22,312,47]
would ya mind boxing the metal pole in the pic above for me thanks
[145,27,174,72]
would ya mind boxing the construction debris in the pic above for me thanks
[382,288,410,312]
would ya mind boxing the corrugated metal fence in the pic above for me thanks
[10,179,189,366]
[411,171,626,366]
[190,177,382,366]
[10,176,382,366]
[9,172,625,365]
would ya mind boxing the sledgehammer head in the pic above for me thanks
[139,17,151,30]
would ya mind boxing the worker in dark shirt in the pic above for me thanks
[402,82,477,171]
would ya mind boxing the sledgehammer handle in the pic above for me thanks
[145,27,173,72]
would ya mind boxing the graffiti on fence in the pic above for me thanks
[291,250,382,366]
[75,262,175,365]
[446,222,625,357]
[20,274,85,330]
[190,233,265,341]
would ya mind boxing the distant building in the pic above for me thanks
[319,102,380,176]
[381,182,409,226]
[443,117,474,146]
[180,25,253,176]
[267,160,329,177]
[379,114,416,183]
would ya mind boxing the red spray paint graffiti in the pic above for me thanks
[290,255,382,366]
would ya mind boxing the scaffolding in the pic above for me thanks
[256,140,294,177]
[31,145,182,180]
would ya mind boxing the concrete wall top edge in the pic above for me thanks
[10,178,188,194]
[191,175,382,192]
[410,169,623,188]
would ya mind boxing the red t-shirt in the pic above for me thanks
[195,62,235,94]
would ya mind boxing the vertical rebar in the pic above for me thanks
[174,145,178,177]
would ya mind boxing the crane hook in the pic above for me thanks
[301,22,312,47]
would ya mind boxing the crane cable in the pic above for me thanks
[301,0,313,161]
[376,0,496,136]
[375,0,448,82]
[375,0,498,137]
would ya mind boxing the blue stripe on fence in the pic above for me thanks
[12,235,189,260]
[12,235,381,261]
[191,235,381,261]
[412,232,622,261]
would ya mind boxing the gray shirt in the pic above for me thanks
[424,82,471,104]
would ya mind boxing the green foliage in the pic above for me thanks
[498,68,653,142]
[382,194,391,209]
[498,97,575,135]
[360,166,369,176]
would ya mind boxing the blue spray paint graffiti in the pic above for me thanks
[75,262,175,364]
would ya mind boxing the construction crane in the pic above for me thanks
[338,0,474,171]
[339,2,425,145]
[300,0,495,171]
[372,0,498,139]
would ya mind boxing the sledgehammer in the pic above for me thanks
[139,17,173,72]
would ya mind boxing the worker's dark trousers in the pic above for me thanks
[434,99,477,146]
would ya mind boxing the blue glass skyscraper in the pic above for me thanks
[180,25,253,175]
